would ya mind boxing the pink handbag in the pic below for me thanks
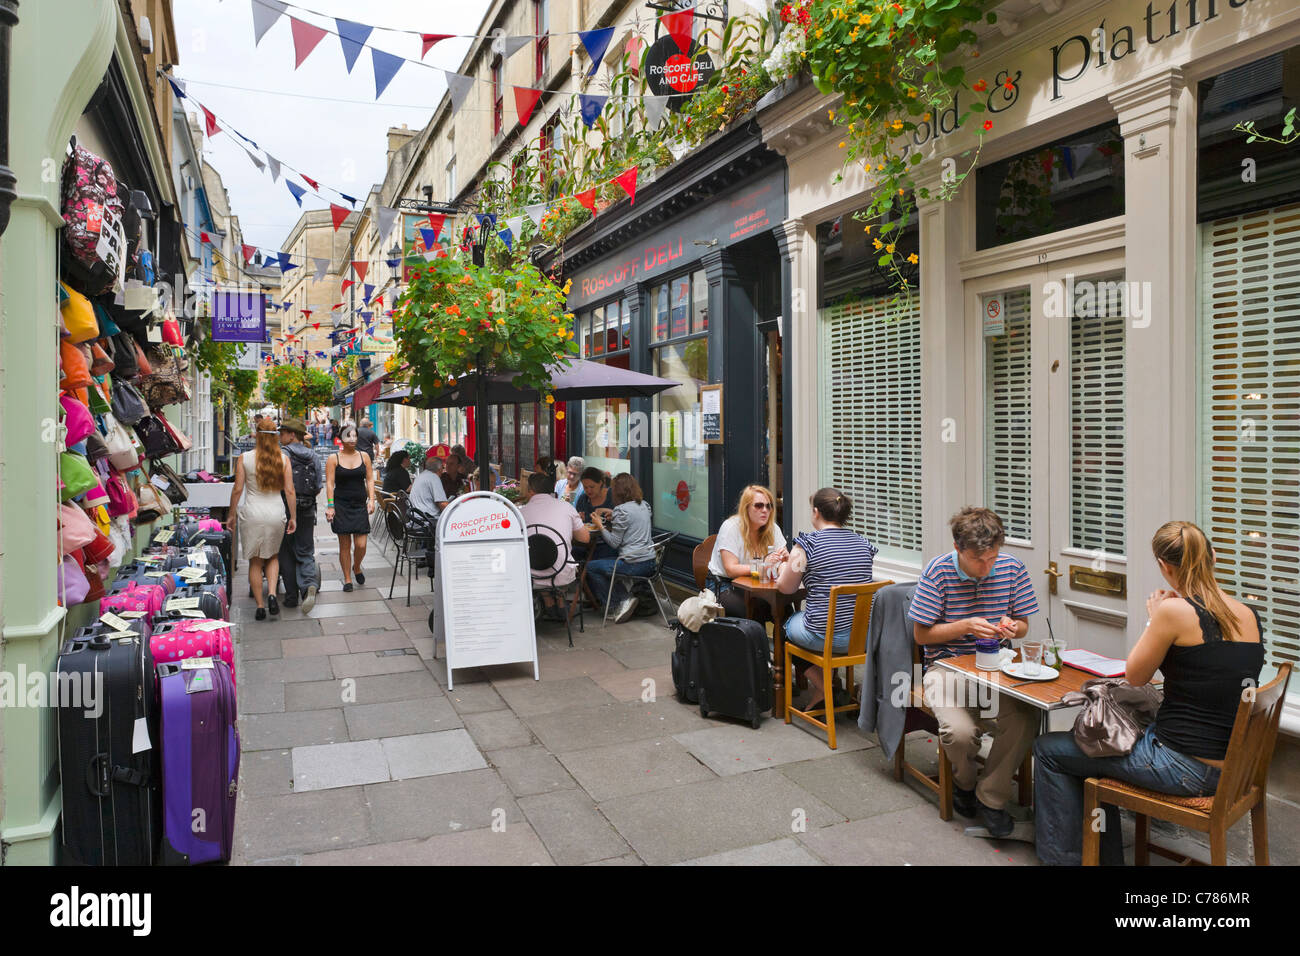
[58,554,90,606]
[58,502,97,554]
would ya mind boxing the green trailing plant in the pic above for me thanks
[391,249,577,406]
[1236,106,1299,146]
[262,365,336,418]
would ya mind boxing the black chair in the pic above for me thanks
[527,523,583,647]
[602,531,677,627]
[387,499,437,606]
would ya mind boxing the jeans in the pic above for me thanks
[1033,725,1220,865]
[277,510,319,599]
[586,557,656,609]
[784,609,852,654]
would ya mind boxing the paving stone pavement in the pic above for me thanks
[229,508,1300,866]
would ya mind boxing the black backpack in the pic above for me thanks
[289,449,320,509]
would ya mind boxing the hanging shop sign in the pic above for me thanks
[645,35,715,110]
[433,492,538,688]
[211,290,267,343]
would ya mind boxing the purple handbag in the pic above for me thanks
[59,554,91,606]
[158,659,239,865]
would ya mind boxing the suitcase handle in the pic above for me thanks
[87,753,112,797]
[88,632,112,650]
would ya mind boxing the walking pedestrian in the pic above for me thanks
[325,423,376,592]
[356,417,379,460]
[277,417,322,613]
[228,423,296,621]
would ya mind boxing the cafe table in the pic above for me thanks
[931,652,1095,736]
[728,576,805,719]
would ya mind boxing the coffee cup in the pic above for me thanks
[975,638,1014,670]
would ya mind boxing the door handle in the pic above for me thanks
[1044,561,1061,595]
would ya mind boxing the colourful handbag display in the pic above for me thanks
[58,554,90,606]
[58,501,97,554]
[161,317,183,346]
[58,451,97,502]
[59,282,99,344]
[60,393,95,445]
[59,338,92,391]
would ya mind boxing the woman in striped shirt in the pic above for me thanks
[776,488,878,709]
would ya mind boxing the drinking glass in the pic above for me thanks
[1020,640,1044,677]
[1045,637,1066,670]
[749,558,761,580]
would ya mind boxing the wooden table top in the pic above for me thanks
[730,577,805,602]
[933,653,1097,712]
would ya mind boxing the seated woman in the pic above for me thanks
[775,488,878,710]
[1033,521,1264,866]
[573,466,616,561]
[555,456,585,504]
[705,484,788,620]
[584,473,656,624]
[382,449,412,494]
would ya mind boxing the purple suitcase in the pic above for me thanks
[158,659,239,864]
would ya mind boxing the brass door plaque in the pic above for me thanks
[1069,565,1127,598]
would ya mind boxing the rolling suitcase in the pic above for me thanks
[193,530,232,578]
[115,561,179,594]
[696,617,773,729]
[101,579,167,620]
[158,659,239,865]
[56,623,159,865]
[150,619,236,685]
[670,622,702,704]
[160,584,227,621]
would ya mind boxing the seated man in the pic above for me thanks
[409,452,449,521]
[910,506,1040,837]
[520,472,589,597]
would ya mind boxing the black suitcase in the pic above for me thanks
[696,617,773,729]
[57,623,159,866]
[163,546,224,584]
[159,584,226,621]
[670,622,702,703]
[193,529,233,577]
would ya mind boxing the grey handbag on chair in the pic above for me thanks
[1060,677,1164,758]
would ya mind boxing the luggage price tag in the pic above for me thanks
[117,610,147,619]
[180,656,215,669]
[145,570,172,577]
[132,717,152,754]
[153,528,173,543]
[190,620,233,632]
[179,609,206,618]
[166,597,202,610]
[113,632,139,642]
[99,612,132,632]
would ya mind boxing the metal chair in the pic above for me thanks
[387,499,437,606]
[602,531,677,627]
[372,490,397,549]
[527,522,583,647]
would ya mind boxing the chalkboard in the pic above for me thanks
[700,384,723,445]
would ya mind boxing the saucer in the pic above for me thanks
[1000,661,1059,681]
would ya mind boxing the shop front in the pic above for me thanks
[764,0,1300,730]
[548,120,788,582]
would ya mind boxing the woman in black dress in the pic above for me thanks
[383,449,412,494]
[325,424,376,592]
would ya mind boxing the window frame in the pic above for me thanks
[534,0,550,83]
[491,56,504,136]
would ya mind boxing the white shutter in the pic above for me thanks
[1201,203,1300,672]
[984,287,1033,541]
[820,294,922,556]
[1070,273,1127,556]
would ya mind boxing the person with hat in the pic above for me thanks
[277,417,322,612]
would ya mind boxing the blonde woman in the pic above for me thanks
[326,424,376,592]
[228,424,296,621]
[706,484,788,619]
[1033,521,1265,865]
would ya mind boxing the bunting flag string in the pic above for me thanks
[289,16,328,69]
[336,18,373,73]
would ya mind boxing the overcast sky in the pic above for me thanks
[172,0,492,253]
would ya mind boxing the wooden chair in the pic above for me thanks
[692,534,717,591]
[893,641,1033,820]
[785,581,892,750]
[1083,663,1292,866]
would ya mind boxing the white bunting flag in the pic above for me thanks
[506,215,524,239]
[446,71,475,116]
[524,202,546,228]
[266,154,281,183]
[313,258,330,282]
[376,205,400,243]
[643,95,670,130]
[251,0,288,45]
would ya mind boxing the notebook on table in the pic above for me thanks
[1060,649,1127,678]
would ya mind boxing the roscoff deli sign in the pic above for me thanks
[646,35,716,109]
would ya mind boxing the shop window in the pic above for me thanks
[651,334,710,539]
[1200,202,1300,678]
[975,122,1125,250]
[984,288,1032,542]
[535,0,549,83]
[692,268,709,332]
[1198,49,1300,222]
[492,57,504,136]
[652,283,670,342]
[670,276,690,338]
[579,299,632,477]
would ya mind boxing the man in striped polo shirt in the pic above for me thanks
[910,507,1040,837]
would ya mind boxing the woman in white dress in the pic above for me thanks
[228,426,296,620]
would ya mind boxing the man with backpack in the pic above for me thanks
[277,418,322,612]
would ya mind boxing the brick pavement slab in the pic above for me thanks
[363,769,521,843]
[299,824,554,866]
[381,729,487,778]
[386,602,431,623]
[344,631,412,653]
[524,698,712,754]
[429,657,494,688]
[600,769,842,866]
[319,613,404,634]
[797,804,1040,866]
[591,665,673,702]
[237,618,323,640]
[462,710,535,751]
[284,670,442,712]
[400,619,438,642]
[238,749,294,797]
[492,676,618,717]
[280,635,350,658]
[239,640,284,661]
[777,750,927,822]
[487,745,579,797]
[676,839,825,866]
[242,709,348,751]
[584,853,645,865]
[344,697,462,740]
[235,787,372,861]
[671,720,872,776]
[410,637,435,660]
[312,588,387,604]
[602,635,676,670]
[238,678,286,714]
[557,737,717,802]
[243,655,335,684]
[516,789,631,866]
[330,649,426,679]
[307,599,391,619]
[292,739,391,792]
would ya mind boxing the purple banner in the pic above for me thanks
[211,291,267,343]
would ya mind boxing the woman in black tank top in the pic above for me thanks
[1032,521,1264,865]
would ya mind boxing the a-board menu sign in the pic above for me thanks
[433,492,538,688]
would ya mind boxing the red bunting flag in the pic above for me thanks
[290,17,328,69]
[661,8,694,54]
[341,279,355,292]
[200,106,220,138]
[575,188,598,215]
[330,203,349,231]
[421,33,454,58]
[200,231,211,244]
[303,174,321,191]
[312,323,320,330]
[352,261,369,282]
[374,294,384,307]
[626,35,642,74]
[332,303,344,310]
[427,212,445,239]
[301,310,313,319]
[513,86,543,126]
[241,243,257,264]
[613,166,639,205]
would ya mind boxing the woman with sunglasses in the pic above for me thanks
[705,485,788,619]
